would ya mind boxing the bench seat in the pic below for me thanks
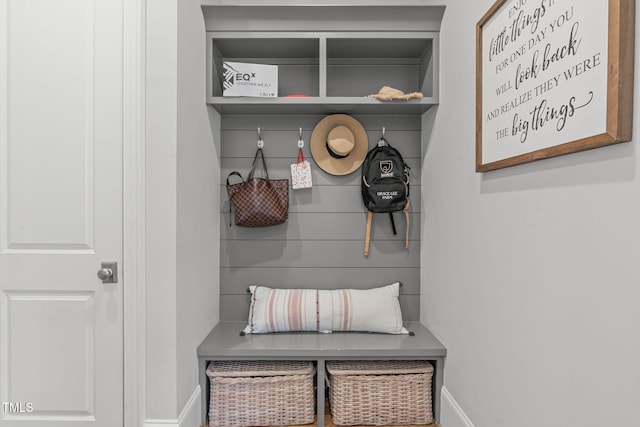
[197,321,446,427]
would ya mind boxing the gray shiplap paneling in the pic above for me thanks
[222,212,420,241]
[220,115,421,131]
[220,114,421,321]
[220,267,420,294]
[220,130,422,157]
[221,241,420,268]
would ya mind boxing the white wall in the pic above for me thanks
[145,0,220,422]
[145,0,179,419]
[422,2,640,427]
[176,0,220,416]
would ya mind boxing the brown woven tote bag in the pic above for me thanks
[226,148,289,227]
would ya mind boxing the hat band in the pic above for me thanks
[326,142,349,159]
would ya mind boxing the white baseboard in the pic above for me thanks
[441,386,476,427]
[145,384,470,427]
[144,385,201,427]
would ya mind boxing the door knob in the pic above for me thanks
[97,268,113,280]
[97,262,118,283]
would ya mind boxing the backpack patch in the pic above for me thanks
[380,160,393,176]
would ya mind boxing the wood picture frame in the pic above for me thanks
[476,0,635,172]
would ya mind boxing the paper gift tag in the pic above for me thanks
[291,150,312,189]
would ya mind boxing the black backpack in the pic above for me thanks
[361,136,410,256]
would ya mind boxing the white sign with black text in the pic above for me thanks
[479,0,609,167]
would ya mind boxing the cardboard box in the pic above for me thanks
[223,61,278,97]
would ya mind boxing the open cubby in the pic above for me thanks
[210,37,320,98]
[326,37,434,98]
[206,32,439,115]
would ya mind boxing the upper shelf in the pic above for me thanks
[207,96,438,115]
[203,5,443,115]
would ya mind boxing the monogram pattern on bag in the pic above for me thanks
[227,178,289,227]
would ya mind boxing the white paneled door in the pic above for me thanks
[0,0,124,426]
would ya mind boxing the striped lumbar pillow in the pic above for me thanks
[243,282,408,335]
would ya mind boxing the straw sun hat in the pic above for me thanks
[310,114,369,176]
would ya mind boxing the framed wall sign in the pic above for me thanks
[476,0,635,172]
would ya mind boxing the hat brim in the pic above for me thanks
[310,114,369,176]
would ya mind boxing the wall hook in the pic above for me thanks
[257,127,264,149]
[378,126,387,147]
[297,127,304,149]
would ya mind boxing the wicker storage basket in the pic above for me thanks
[206,360,315,427]
[326,360,433,426]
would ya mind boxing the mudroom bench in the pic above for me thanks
[197,321,447,427]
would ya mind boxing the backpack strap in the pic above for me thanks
[364,200,411,256]
[403,198,410,249]
[364,211,373,257]
[389,213,397,235]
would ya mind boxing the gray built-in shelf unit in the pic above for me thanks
[201,3,446,426]
[205,4,445,320]
[204,4,443,115]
